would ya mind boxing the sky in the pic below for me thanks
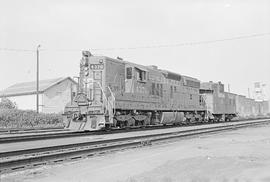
[1,0,270,99]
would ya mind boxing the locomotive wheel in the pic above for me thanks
[139,120,146,128]
[127,118,135,127]
[140,120,146,127]
[105,124,112,131]
[141,121,146,128]
[119,121,126,128]
[113,118,117,127]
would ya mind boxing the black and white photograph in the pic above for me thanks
[0,0,270,181]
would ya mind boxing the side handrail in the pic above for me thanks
[107,86,116,114]
[84,79,115,115]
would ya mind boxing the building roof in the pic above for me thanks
[0,77,77,98]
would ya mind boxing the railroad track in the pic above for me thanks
[1,117,268,144]
[0,127,66,135]
[0,125,173,144]
[0,118,269,174]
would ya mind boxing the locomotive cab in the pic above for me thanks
[63,51,115,131]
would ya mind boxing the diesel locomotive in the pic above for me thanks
[63,51,268,130]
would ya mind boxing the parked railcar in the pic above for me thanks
[254,100,269,117]
[235,95,257,118]
[63,51,206,130]
[259,101,270,116]
[235,95,253,118]
[199,81,237,121]
[235,95,269,119]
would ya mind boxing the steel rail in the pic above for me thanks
[0,129,68,136]
[1,119,269,158]
[0,127,65,134]
[0,119,269,174]
[0,117,268,144]
[0,123,219,143]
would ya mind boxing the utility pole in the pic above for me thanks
[73,76,80,93]
[36,45,41,113]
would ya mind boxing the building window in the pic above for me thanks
[190,94,192,100]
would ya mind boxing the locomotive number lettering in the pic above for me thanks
[90,64,104,70]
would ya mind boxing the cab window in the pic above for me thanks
[135,68,146,82]
[126,67,132,79]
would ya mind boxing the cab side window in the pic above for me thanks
[135,68,146,82]
[126,67,132,79]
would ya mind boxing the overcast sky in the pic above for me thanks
[1,0,270,99]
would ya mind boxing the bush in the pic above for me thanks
[0,98,17,110]
[0,109,64,129]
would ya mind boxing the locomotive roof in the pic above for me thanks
[237,94,248,98]
[96,56,153,71]
[94,55,200,81]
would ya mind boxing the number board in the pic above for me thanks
[90,64,104,70]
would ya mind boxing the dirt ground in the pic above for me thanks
[2,124,270,182]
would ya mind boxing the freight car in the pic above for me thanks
[199,81,237,121]
[235,95,259,118]
[63,51,206,130]
[200,81,269,121]
[235,95,269,119]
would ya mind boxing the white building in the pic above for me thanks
[0,77,77,113]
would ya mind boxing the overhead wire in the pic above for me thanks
[0,32,269,53]
[0,48,35,52]
[90,32,270,51]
